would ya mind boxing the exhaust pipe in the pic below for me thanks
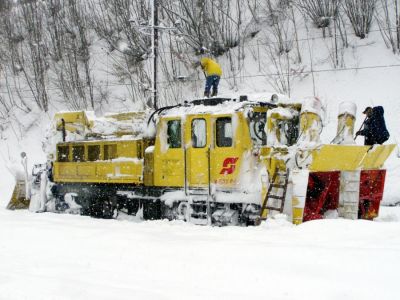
[332,102,356,144]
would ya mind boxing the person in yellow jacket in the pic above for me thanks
[197,57,222,97]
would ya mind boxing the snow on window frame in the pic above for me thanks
[191,118,207,148]
[216,117,233,148]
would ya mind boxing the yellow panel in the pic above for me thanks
[54,161,143,184]
[159,154,184,186]
[96,163,111,177]
[153,118,185,187]
[105,111,146,121]
[77,165,96,177]
[144,150,154,186]
[54,111,90,132]
[185,115,211,188]
[361,144,396,169]
[54,111,87,124]
[308,144,395,171]
[117,141,137,158]
[59,164,77,176]
[211,113,246,189]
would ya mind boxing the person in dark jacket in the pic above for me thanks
[356,106,390,146]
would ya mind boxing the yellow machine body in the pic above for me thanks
[40,97,395,225]
[54,139,143,184]
[51,102,395,190]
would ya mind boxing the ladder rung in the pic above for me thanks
[270,184,286,188]
[275,172,288,176]
[266,206,282,211]
[191,213,207,218]
[268,195,285,200]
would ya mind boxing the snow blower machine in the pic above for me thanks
[8,94,395,226]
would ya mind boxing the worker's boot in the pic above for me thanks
[211,89,218,97]
[204,91,210,98]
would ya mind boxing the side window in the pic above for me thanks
[72,145,85,162]
[88,145,100,161]
[216,117,233,147]
[104,144,117,160]
[167,120,181,148]
[58,146,69,162]
[191,119,206,148]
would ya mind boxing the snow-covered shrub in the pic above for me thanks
[375,0,400,54]
[344,0,377,39]
[162,0,246,56]
[296,0,340,29]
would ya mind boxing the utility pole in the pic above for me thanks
[151,0,159,109]
[132,0,177,109]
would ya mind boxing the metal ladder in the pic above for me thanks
[188,189,210,225]
[260,170,289,220]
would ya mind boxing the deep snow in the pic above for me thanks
[0,207,399,300]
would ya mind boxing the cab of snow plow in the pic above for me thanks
[144,98,275,191]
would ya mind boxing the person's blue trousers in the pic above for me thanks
[204,75,220,96]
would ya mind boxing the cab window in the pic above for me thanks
[167,120,181,148]
[72,145,85,162]
[88,145,100,161]
[104,144,117,160]
[191,119,206,148]
[216,117,232,147]
[58,146,69,162]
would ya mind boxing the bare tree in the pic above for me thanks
[161,0,242,56]
[375,0,400,53]
[296,0,340,36]
[344,0,377,39]
[256,1,307,96]
[0,1,50,112]
[46,0,96,110]
[19,1,50,111]
[86,0,153,107]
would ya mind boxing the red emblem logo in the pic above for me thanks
[220,157,239,175]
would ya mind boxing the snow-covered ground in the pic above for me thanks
[0,207,399,299]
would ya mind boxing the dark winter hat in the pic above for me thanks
[363,106,372,114]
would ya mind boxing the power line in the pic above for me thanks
[157,63,400,84]
[1,62,400,94]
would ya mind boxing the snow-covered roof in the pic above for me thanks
[160,96,280,118]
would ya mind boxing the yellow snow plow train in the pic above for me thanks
[10,96,395,225]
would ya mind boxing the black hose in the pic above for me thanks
[147,104,182,126]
